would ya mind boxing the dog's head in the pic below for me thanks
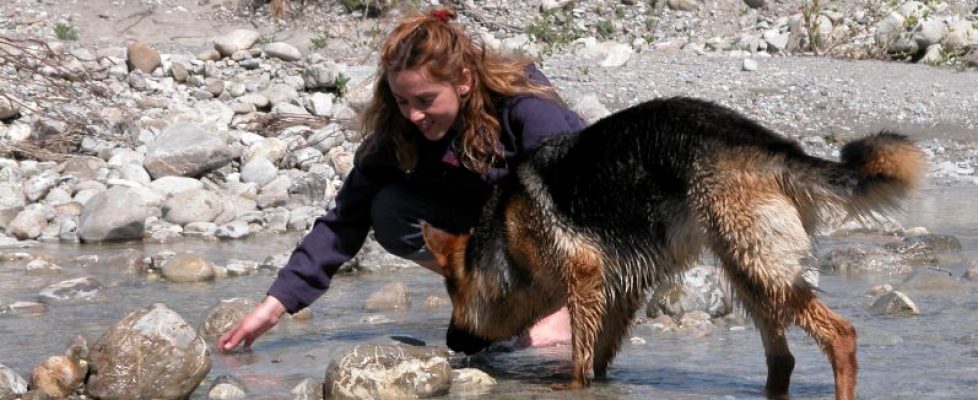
[422,221,546,354]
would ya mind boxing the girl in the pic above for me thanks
[219,7,584,353]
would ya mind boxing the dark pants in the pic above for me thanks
[370,182,487,262]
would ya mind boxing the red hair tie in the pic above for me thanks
[430,10,451,23]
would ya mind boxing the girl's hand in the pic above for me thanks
[217,296,287,352]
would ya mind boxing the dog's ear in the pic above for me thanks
[421,221,471,277]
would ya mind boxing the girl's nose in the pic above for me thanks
[408,108,425,123]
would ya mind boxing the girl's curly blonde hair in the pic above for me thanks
[357,6,556,175]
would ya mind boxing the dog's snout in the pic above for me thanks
[446,323,491,355]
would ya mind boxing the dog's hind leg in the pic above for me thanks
[701,189,856,400]
[793,296,858,400]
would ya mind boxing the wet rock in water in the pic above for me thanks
[197,297,258,340]
[678,310,716,337]
[291,377,324,400]
[897,268,964,293]
[0,363,28,400]
[867,290,919,315]
[422,295,446,309]
[646,264,732,319]
[259,252,290,271]
[161,252,216,283]
[24,259,64,276]
[883,234,962,264]
[964,260,978,281]
[207,374,247,400]
[364,282,410,311]
[77,186,148,242]
[143,123,233,179]
[6,301,46,315]
[450,368,496,396]
[37,277,103,304]
[818,245,910,275]
[224,259,259,276]
[291,307,314,321]
[865,283,894,296]
[86,303,211,400]
[325,345,451,400]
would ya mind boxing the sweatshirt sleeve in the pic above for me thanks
[266,165,379,314]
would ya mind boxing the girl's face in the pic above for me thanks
[388,67,471,141]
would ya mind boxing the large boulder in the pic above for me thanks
[325,345,451,400]
[86,303,211,399]
[143,123,232,179]
[78,186,148,242]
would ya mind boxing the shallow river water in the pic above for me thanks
[1,185,976,399]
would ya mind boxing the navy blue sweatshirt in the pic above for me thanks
[267,70,585,313]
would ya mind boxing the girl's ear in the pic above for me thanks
[457,68,472,96]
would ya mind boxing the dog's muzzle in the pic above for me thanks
[446,323,491,355]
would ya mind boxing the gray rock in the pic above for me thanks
[149,175,204,197]
[264,42,302,61]
[162,189,225,225]
[38,277,103,304]
[288,172,331,205]
[818,245,909,275]
[207,375,247,400]
[24,170,59,203]
[214,29,260,57]
[224,259,259,277]
[913,18,946,48]
[256,176,291,209]
[262,84,300,105]
[241,158,279,186]
[304,62,342,90]
[647,264,733,318]
[6,204,50,240]
[328,148,354,179]
[867,290,919,315]
[161,252,217,283]
[742,58,759,71]
[325,345,451,400]
[25,259,64,276]
[6,301,47,315]
[307,92,335,117]
[78,187,148,242]
[0,364,28,400]
[87,303,211,400]
[450,368,496,396]
[243,137,287,165]
[0,96,20,120]
[171,62,190,82]
[943,20,978,52]
[144,123,233,179]
[572,94,611,125]
[291,378,324,400]
[667,0,700,11]
[215,220,252,240]
[964,260,978,281]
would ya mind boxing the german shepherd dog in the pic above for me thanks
[422,97,924,399]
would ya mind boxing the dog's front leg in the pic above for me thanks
[552,251,606,390]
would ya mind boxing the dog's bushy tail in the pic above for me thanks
[790,131,925,228]
[838,131,925,214]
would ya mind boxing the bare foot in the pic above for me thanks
[514,306,571,348]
